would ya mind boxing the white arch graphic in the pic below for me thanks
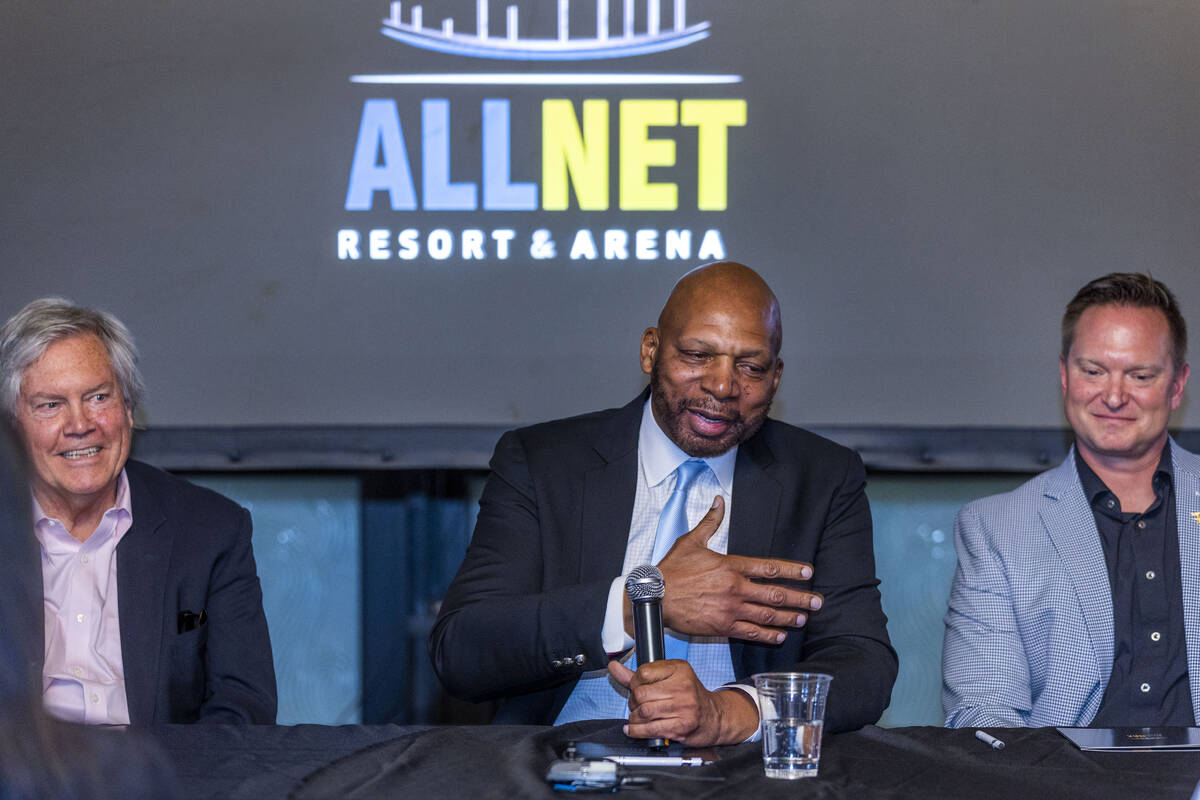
[380,1,711,61]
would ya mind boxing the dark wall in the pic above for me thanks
[5,0,1199,433]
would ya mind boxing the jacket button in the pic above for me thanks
[552,659,562,668]
[575,654,586,665]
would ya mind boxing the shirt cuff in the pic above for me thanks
[602,576,636,656]
[715,684,763,742]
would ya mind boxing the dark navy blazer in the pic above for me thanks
[430,391,896,733]
[37,459,277,724]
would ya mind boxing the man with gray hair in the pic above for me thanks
[0,298,276,725]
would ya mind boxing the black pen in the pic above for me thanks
[975,730,1005,750]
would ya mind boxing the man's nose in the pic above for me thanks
[63,403,96,435]
[1101,376,1128,409]
[702,358,740,399]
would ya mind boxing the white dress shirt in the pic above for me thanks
[34,470,133,725]
[601,401,737,653]
[598,401,761,719]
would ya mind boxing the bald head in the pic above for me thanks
[641,262,784,457]
[658,262,782,358]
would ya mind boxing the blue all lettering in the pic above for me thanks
[344,99,417,211]
[482,99,537,211]
[344,99,537,212]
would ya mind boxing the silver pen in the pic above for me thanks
[975,730,1005,750]
[604,755,710,767]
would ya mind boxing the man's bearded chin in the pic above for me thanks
[648,365,772,458]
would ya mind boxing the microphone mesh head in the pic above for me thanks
[625,564,665,601]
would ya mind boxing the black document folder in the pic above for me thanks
[1058,727,1200,751]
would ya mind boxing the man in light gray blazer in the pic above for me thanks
[943,273,1200,728]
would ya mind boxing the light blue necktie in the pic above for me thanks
[552,457,730,725]
[651,459,708,660]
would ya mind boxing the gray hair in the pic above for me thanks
[0,298,144,420]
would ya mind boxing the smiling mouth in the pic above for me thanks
[687,408,736,434]
[61,447,101,459]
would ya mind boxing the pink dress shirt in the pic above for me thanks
[34,470,133,725]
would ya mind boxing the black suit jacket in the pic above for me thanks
[430,393,896,732]
[38,460,277,724]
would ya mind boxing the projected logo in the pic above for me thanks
[337,1,746,265]
[379,0,710,60]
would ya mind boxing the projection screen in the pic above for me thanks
[4,0,1198,467]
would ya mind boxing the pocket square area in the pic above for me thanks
[177,609,208,634]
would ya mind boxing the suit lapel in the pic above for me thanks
[728,433,781,558]
[117,465,172,725]
[725,432,780,671]
[1170,442,1200,723]
[579,395,645,581]
[1039,454,1113,690]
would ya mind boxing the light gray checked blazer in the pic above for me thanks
[942,439,1200,728]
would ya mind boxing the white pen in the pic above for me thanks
[604,756,710,767]
[975,730,1005,750]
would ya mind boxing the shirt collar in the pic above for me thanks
[32,469,133,549]
[1074,441,1174,507]
[639,399,737,494]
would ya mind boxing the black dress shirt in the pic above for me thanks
[1077,443,1193,726]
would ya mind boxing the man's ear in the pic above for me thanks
[640,327,659,376]
[1169,363,1190,411]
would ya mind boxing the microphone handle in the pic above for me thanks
[632,597,665,664]
[631,597,668,749]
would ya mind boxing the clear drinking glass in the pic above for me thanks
[752,672,833,779]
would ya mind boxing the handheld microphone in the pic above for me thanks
[625,564,668,749]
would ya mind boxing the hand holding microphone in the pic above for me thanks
[611,563,763,747]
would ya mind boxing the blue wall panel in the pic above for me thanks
[187,474,362,725]
[173,470,1044,728]
[869,474,1026,727]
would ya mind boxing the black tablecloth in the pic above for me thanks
[149,722,423,798]
[148,722,1200,799]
